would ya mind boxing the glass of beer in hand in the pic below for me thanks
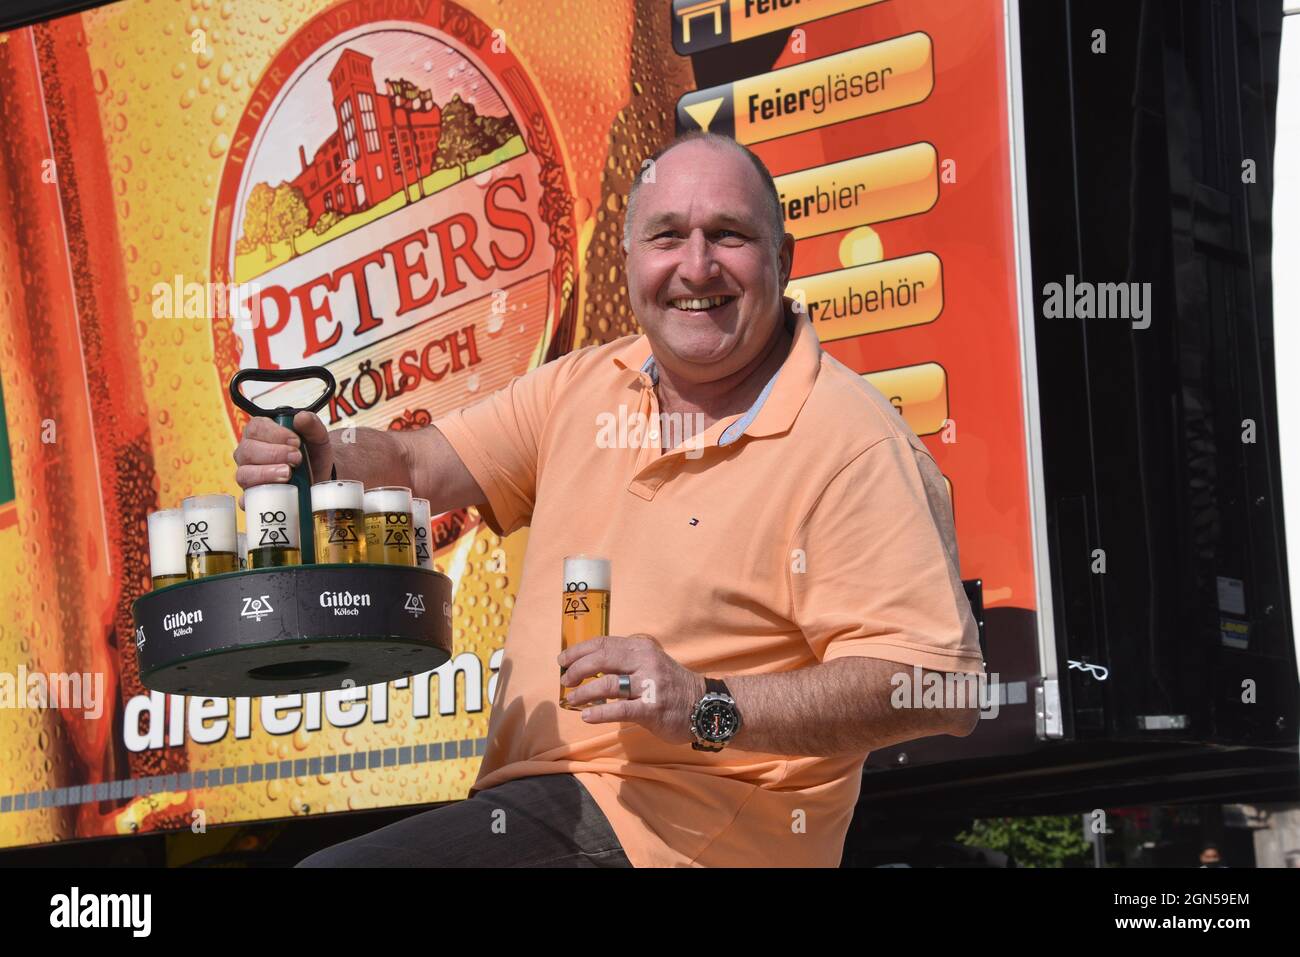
[559,555,611,710]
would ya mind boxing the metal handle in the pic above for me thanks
[230,366,336,563]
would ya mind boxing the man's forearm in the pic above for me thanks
[718,656,980,757]
[329,424,487,516]
[330,426,417,490]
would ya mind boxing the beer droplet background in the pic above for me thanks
[0,0,693,843]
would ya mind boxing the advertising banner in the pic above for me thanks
[0,0,1036,847]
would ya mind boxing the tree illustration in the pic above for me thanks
[479,111,519,147]
[434,94,499,181]
[270,184,310,258]
[313,209,343,235]
[242,182,276,261]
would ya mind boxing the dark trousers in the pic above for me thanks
[295,773,632,867]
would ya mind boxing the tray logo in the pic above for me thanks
[240,595,275,623]
[320,590,372,617]
[135,625,146,651]
[404,592,426,618]
[162,609,203,637]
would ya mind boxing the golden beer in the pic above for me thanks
[559,555,611,710]
[248,547,301,569]
[310,479,367,563]
[182,493,239,579]
[237,532,247,570]
[147,508,188,590]
[188,551,240,576]
[245,483,302,568]
[364,486,415,566]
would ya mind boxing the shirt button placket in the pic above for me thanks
[629,376,661,495]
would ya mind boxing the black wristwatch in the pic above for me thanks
[690,677,742,752]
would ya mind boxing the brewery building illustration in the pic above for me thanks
[294,48,443,222]
[239,46,520,254]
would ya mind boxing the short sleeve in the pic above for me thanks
[431,353,574,537]
[791,435,984,675]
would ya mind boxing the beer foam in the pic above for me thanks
[363,486,412,515]
[311,479,364,512]
[182,495,238,554]
[245,483,301,548]
[246,482,299,512]
[147,509,187,576]
[563,555,610,591]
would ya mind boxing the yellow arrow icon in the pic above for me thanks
[682,96,725,132]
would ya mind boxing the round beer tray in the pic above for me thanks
[131,564,453,698]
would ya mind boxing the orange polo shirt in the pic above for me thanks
[431,304,984,867]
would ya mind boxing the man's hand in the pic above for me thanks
[233,411,333,506]
[558,634,705,745]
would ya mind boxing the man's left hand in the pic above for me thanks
[558,634,705,745]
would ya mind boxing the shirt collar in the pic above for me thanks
[610,300,821,446]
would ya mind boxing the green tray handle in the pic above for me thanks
[229,366,335,563]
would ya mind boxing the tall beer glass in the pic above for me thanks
[182,493,239,578]
[311,479,366,563]
[363,486,415,566]
[245,483,302,568]
[411,497,434,569]
[147,508,187,589]
[559,555,611,710]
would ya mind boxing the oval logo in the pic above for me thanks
[210,0,578,555]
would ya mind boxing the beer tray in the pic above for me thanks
[131,563,453,698]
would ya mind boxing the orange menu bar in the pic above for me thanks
[676,32,934,144]
[672,0,890,55]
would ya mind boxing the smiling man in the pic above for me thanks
[241,132,984,868]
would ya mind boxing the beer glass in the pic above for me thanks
[411,497,434,569]
[363,486,415,566]
[182,493,239,578]
[244,483,302,568]
[237,531,247,570]
[310,479,367,563]
[146,508,187,589]
[559,555,611,710]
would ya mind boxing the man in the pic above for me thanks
[238,132,984,867]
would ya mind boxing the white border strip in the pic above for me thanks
[1272,12,1300,703]
[1003,0,1062,715]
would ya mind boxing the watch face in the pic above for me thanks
[696,698,739,742]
